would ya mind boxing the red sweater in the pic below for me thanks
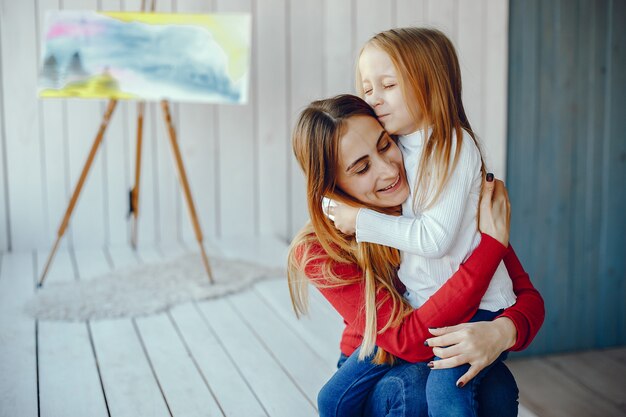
[302,234,545,363]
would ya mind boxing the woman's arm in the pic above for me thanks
[497,247,545,351]
[424,245,545,386]
[308,233,507,363]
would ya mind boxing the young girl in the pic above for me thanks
[328,28,518,416]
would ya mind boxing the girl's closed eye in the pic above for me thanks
[379,140,391,152]
[383,83,396,89]
[356,163,370,175]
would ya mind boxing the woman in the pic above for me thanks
[287,95,544,416]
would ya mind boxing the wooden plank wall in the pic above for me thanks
[507,0,626,355]
[0,4,8,252]
[0,0,509,251]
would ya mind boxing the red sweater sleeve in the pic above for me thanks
[304,233,508,362]
[497,245,545,351]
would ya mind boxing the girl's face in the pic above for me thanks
[336,115,409,208]
[359,45,422,136]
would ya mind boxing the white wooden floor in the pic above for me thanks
[0,239,623,417]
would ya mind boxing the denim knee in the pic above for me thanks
[426,365,476,417]
[365,364,430,417]
[476,361,519,417]
[317,380,338,417]
[368,374,406,414]
[317,377,361,417]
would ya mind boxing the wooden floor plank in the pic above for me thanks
[0,252,38,417]
[517,406,539,417]
[36,249,108,417]
[229,289,336,404]
[508,357,625,417]
[113,244,226,417]
[254,279,344,363]
[169,303,268,417]
[75,248,171,417]
[72,248,112,280]
[135,313,224,417]
[141,242,269,416]
[603,346,626,365]
[546,350,626,413]
[197,297,318,417]
[38,321,109,417]
[90,318,171,417]
[36,249,75,284]
[213,236,288,269]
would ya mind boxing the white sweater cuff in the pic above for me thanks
[356,208,404,247]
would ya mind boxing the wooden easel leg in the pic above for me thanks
[160,100,214,283]
[130,102,145,249]
[38,100,118,287]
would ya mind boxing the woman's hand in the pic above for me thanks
[478,175,511,247]
[424,317,517,387]
[328,204,359,235]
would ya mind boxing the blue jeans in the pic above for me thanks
[426,309,509,417]
[318,310,518,417]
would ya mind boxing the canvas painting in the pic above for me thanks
[38,11,251,104]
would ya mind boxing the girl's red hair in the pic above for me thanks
[356,28,486,211]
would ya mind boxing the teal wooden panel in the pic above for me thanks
[507,0,625,356]
[571,0,606,351]
[599,0,626,348]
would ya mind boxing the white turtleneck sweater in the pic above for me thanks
[356,128,517,311]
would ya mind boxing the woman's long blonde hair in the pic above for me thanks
[356,27,486,211]
[287,95,412,364]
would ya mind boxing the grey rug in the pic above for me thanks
[25,253,285,321]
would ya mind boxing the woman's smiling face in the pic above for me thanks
[336,115,409,208]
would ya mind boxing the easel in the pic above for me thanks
[38,1,214,286]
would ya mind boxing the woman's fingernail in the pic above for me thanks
[457,381,465,388]
[423,340,429,346]
[427,362,434,369]
[486,173,494,182]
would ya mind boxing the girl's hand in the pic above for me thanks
[424,318,517,387]
[328,204,359,235]
[478,175,511,247]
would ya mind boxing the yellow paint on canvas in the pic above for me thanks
[40,73,137,99]
[103,12,251,82]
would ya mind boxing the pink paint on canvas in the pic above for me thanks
[46,22,106,40]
